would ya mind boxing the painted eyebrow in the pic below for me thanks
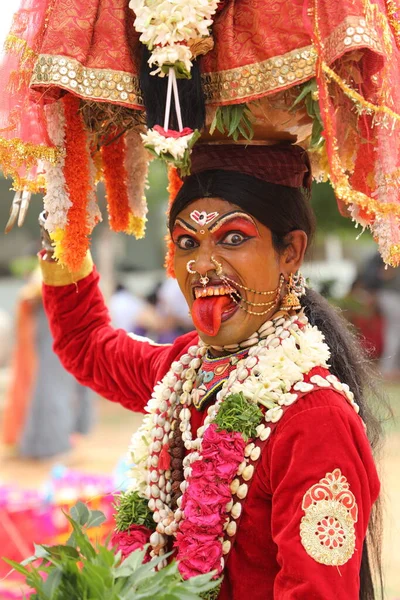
[208,211,256,233]
[173,218,197,233]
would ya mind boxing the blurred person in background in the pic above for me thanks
[338,276,384,361]
[1,268,94,460]
[362,253,400,380]
[155,277,194,343]
[109,283,148,332]
[109,281,180,342]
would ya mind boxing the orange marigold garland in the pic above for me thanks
[164,166,184,277]
[102,133,145,237]
[60,94,92,272]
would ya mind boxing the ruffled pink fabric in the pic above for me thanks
[0,0,53,184]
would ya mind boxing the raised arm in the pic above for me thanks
[39,252,185,412]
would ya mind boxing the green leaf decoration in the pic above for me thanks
[210,104,254,142]
[291,79,325,149]
[114,490,156,533]
[214,392,263,440]
[2,502,221,600]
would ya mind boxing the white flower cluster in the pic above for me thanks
[148,45,193,76]
[229,326,330,408]
[129,0,220,73]
[43,101,71,234]
[141,128,195,160]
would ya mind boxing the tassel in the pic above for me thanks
[164,166,184,277]
[158,443,171,471]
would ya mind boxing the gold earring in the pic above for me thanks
[211,256,223,276]
[280,272,306,312]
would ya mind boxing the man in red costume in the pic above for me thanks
[38,144,382,599]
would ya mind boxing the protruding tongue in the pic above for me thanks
[191,295,232,336]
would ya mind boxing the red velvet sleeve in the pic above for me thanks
[42,268,189,412]
[268,390,380,599]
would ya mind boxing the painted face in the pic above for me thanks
[172,197,284,348]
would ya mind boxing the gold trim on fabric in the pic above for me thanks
[202,46,317,104]
[31,54,143,107]
[4,34,37,64]
[323,15,382,63]
[202,16,382,104]
[0,137,60,191]
[30,15,382,107]
[39,251,93,286]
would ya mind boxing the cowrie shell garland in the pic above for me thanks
[126,310,358,568]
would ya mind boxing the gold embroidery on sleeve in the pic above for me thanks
[300,468,358,566]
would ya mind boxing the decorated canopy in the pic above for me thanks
[0,0,399,269]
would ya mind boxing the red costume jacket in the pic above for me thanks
[43,267,380,599]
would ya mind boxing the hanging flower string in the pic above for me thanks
[102,133,146,238]
[125,129,149,228]
[54,94,92,272]
[176,423,245,579]
[164,166,183,277]
[129,0,221,78]
[43,101,71,236]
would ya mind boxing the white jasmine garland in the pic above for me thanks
[129,0,220,75]
[229,325,330,408]
[43,101,71,234]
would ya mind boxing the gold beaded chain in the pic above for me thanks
[220,273,280,296]
[226,275,284,316]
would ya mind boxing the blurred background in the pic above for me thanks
[0,3,399,599]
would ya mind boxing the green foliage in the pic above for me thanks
[3,501,221,600]
[210,104,254,141]
[114,490,156,533]
[291,79,324,148]
[214,392,263,441]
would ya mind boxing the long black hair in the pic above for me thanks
[170,170,384,600]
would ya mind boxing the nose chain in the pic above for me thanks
[225,274,284,315]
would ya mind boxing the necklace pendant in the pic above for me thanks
[200,275,210,286]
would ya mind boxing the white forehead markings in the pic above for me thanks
[189,210,219,226]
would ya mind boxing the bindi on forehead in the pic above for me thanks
[189,210,219,226]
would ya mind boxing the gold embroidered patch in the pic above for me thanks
[300,468,358,566]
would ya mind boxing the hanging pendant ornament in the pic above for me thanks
[280,273,306,312]
[200,273,210,286]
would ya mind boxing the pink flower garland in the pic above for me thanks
[176,424,245,579]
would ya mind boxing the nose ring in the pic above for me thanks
[186,260,197,274]
[186,259,210,286]
[211,256,223,276]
